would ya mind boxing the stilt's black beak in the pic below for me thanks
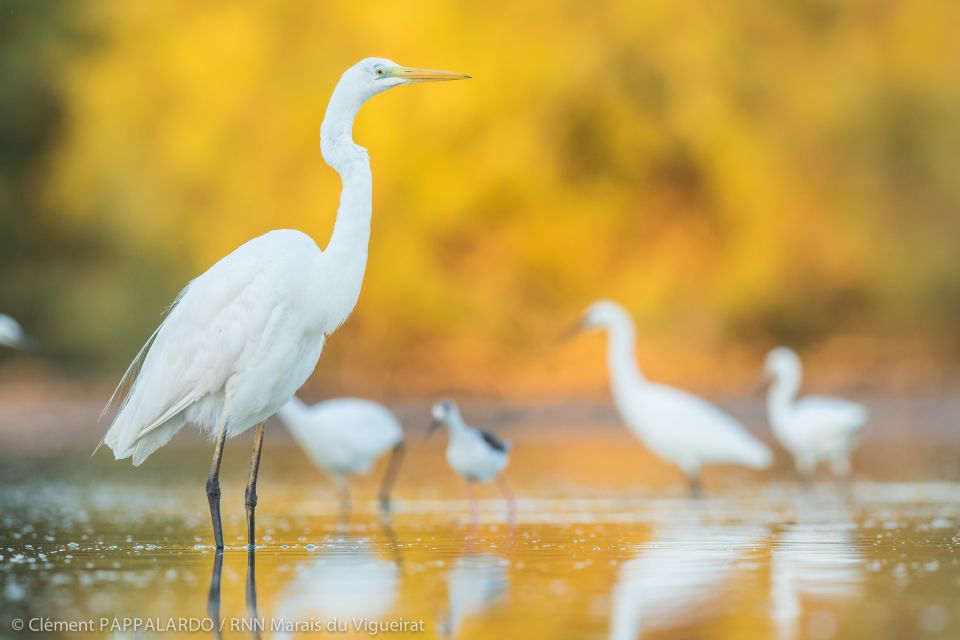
[425,419,442,438]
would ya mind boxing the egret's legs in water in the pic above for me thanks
[687,474,703,499]
[205,421,229,550]
[207,549,224,640]
[378,440,406,513]
[244,422,266,549]
[246,548,260,640]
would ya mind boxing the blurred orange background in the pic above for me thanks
[2,0,959,396]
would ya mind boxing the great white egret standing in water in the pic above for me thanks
[764,347,867,479]
[275,395,405,518]
[568,300,772,496]
[99,58,469,549]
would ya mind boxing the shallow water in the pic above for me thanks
[1,423,959,639]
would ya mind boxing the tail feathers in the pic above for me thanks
[131,417,186,466]
[104,409,188,466]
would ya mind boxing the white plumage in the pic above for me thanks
[575,300,772,495]
[764,347,868,478]
[276,395,405,512]
[97,57,469,548]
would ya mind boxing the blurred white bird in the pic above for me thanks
[98,58,469,549]
[428,399,514,523]
[276,395,405,517]
[570,300,772,496]
[764,347,868,479]
[0,314,34,351]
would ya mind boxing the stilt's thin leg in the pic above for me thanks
[378,440,406,513]
[206,421,229,550]
[687,474,703,499]
[333,475,351,523]
[466,480,479,525]
[499,475,516,526]
[245,547,261,640]
[207,549,224,640]
[244,423,266,550]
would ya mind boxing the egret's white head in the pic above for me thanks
[333,57,470,106]
[561,300,635,339]
[764,346,801,379]
[0,314,25,349]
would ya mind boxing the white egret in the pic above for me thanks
[275,395,405,516]
[764,347,868,479]
[570,300,772,496]
[0,314,34,350]
[428,399,514,523]
[98,58,469,549]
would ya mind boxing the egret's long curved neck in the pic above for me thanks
[317,82,374,331]
[603,316,645,403]
[768,363,801,427]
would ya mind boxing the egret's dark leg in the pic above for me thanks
[687,474,703,499]
[378,440,406,513]
[206,421,229,550]
[245,546,261,640]
[206,549,224,640]
[244,422,266,549]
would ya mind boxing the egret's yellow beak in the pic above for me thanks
[392,67,471,82]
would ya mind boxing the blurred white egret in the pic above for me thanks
[764,347,868,479]
[98,58,469,549]
[571,300,772,496]
[0,314,33,350]
[428,399,514,523]
[276,395,405,517]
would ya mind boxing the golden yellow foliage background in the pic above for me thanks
[2,0,959,393]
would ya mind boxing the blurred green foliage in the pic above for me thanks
[1,0,959,381]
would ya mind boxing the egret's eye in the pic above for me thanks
[375,68,384,77]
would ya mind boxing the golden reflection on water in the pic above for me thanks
[0,442,959,640]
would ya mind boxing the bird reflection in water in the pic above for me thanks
[273,528,402,639]
[770,498,862,640]
[608,520,766,640]
[438,552,509,638]
[205,547,264,640]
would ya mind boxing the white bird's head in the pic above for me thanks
[427,398,460,436]
[764,346,801,379]
[562,300,633,339]
[333,57,470,106]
